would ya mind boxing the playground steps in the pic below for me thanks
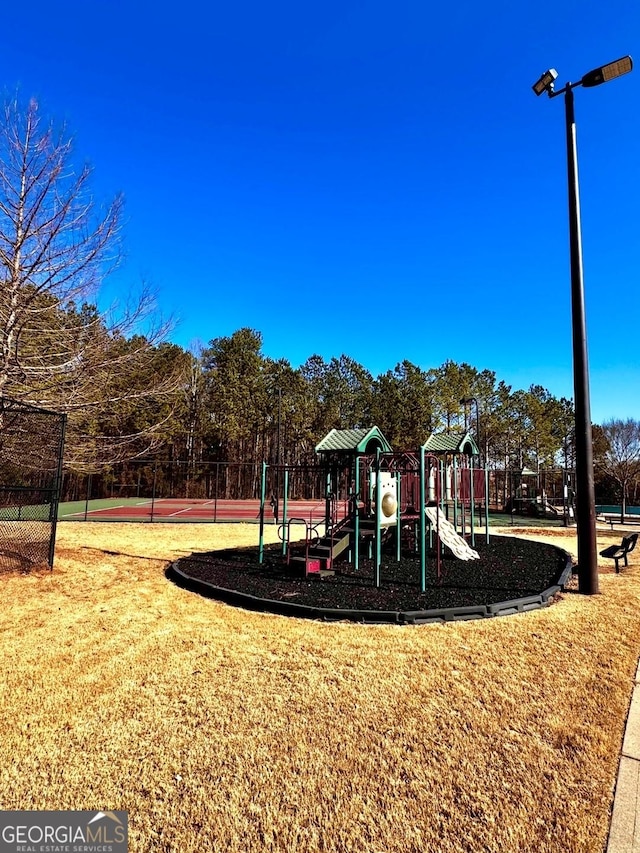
[310,516,380,562]
[288,516,385,577]
[287,555,335,577]
[289,518,375,577]
[306,529,351,569]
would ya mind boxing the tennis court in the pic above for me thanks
[56,497,574,530]
[58,497,334,523]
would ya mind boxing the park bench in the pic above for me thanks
[599,532,638,573]
[599,513,640,530]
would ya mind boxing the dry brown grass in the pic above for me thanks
[1,521,639,852]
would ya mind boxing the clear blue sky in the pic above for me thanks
[4,1,638,424]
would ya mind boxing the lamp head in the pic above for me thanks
[532,68,558,96]
[581,55,633,87]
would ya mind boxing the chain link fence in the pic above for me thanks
[59,459,580,523]
[62,460,333,506]
[0,398,66,571]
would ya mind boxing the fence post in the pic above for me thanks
[84,473,92,522]
[151,463,157,522]
[214,462,219,522]
[48,413,67,569]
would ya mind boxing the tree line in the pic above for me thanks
[179,328,576,474]
[1,95,639,508]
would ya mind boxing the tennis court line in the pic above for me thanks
[62,505,129,518]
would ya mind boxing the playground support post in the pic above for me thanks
[395,472,401,563]
[374,449,381,588]
[275,387,281,522]
[470,455,475,548]
[419,446,426,593]
[484,468,490,543]
[325,470,331,530]
[453,457,458,530]
[258,461,267,564]
[354,459,361,572]
[281,469,289,556]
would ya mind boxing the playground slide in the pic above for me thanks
[424,506,480,561]
[542,501,561,516]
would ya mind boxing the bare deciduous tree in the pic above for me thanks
[596,419,640,521]
[0,96,187,468]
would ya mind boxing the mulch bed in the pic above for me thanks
[174,535,570,613]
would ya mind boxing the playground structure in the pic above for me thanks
[257,427,489,592]
[502,466,576,523]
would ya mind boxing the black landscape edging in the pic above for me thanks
[168,543,574,626]
[557,554,574,586]
[168,563,402,623]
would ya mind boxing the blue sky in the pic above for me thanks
[4,1,638,424]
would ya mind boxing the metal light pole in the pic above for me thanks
[532,56,633,595]
[460,397,481,464]
[275,386,282,522]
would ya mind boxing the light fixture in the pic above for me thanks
[581,55,633,87]
[532,68,558,96]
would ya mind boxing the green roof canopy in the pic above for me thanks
[422,431,479,457]
[315,427,392,455]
